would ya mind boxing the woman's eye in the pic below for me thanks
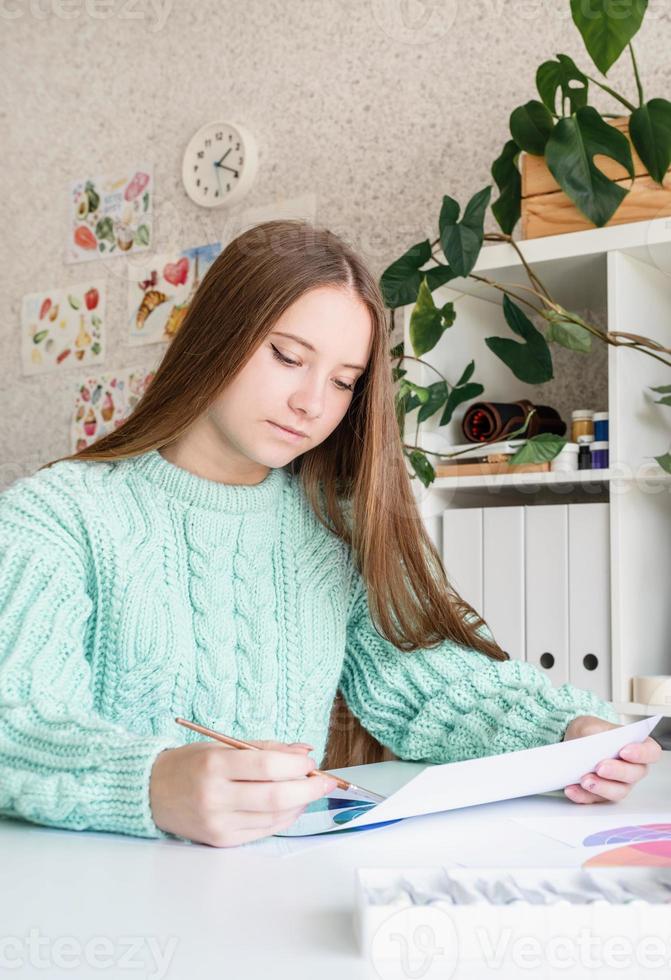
[270,344,355,392]
[270,344,299,367]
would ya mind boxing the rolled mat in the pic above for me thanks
[461,398,567,443]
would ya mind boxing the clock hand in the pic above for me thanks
[214,149,232,166]
[215,164,239,176]
[214,162,224,197]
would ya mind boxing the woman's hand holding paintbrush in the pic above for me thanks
[149,724,339,848]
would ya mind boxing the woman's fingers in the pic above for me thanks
[594,758,648,785]
[218,747,317,781]
[246,739,313,753]
[565,766,640,803]
[618,737,662,765]
[232,803,308,831]
[205,806,307,847]
[565,736,662,805]
[230,773,338,812]
[564,783,611,804]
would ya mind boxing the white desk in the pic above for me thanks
[1,753,669,979]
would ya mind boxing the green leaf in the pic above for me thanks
[439,187,491,278]
[509,433,567,465]
[95,216,115,243]
[544,310,592,352]
[571,0,647,76]
[396,379,422,414]
[135,224,150,247]
[491,139,522,235]
[536,54,588,115]
[391,366,407,382]
[380,239,432,308]
[424,264,459,291]
[396,388,418,414]
[650,384,671,394]
[408,450,435,488]
[390,341,404,359]
[439,381,485,427]
[398,379,430,405]
[510,100,555,154]
[409,278,455,357]
[629,99,671,184]
[67,294,80,310]
[407,382,430,404]
[545,106,634,227]
[456,360,476,386]
[654,395,671,407]
[417,381,449,423]
[654,451,671,473]
[485,295,553,384]
[85,181,100,211]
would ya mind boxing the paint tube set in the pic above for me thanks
[355,866,671,965]
[360,869,671,906]
[551,410,609,472]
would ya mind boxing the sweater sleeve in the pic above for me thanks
[0,489,181,839]
[338,567,620,764]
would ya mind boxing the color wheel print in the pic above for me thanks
[582,823,671,867]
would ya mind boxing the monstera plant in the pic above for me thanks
[382,0,671,487]
[493,0,671,233]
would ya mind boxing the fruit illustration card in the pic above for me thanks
[70,366,156,453]
[20,282,106,375]
[127,241,221,346]
[66,165,153,264]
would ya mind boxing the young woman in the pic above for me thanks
[0,220,660,848]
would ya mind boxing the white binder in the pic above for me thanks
[568,502,612,699]
[525,504,570,684]
[483,506,526,661]
[442,507,483,614]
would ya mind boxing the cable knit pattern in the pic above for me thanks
[340,569,619,762]
[0,448,619,841]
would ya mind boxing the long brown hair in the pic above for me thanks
[42,219,507,768]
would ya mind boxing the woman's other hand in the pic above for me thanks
[562,715,662,804]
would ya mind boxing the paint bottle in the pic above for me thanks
[551,443,579,472]
[593,412,609,442]
[591,440,609,469]
[577,434,593,470]
[571,410,594,442]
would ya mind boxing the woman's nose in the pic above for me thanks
[289,377,326,419]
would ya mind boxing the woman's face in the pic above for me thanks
[202,285,374,478]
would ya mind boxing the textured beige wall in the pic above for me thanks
[1,0,669,487]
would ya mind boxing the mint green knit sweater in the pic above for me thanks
[0,449,618,840]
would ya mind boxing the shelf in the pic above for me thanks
[477,217,671,274]
[406,218,671,712]
[612,701,671,720]
[429,467,671,492]
[435,217,671,311]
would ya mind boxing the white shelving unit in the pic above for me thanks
[403,218,671,724]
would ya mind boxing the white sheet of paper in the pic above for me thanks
[314,714,661,834]
[511,812,671,850]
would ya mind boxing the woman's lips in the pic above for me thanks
[267,420,307,441]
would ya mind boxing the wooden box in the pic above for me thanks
[434,460,551,477]
[521,116,671,239]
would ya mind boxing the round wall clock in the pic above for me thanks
[182,121,258,208]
